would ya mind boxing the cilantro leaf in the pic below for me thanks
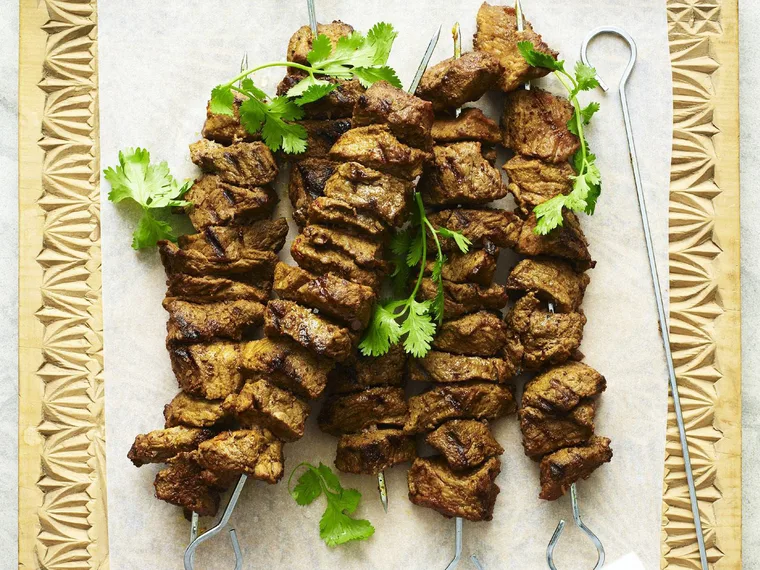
[290,467,323,506]
[574,61,600,92]
[295,82,338,105]
[517,41,564,72]
[132,211,176,250]
[359,302,403,357]
[401,299,436,357]
[365,22,398,65]
[390,230,411,295]
[429,255,447,324]
[533,195,566,235]
[209,85,235,116]
[437,227,472,254]
[320,497,374,547]
[307,34,334,65]
[406,229,424,268]
[352,66,402,89]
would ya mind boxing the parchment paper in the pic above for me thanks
[100,1,673,568]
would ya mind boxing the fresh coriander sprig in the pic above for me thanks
[288,462,374,547]
[517,41,602,235]
[104,148,192,250]
[359,193,471,358]
[210,23,402,154]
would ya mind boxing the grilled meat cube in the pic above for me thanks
[416,51,502,112]
[428,208,517,252]
[404,383,516,433]
[432,312,508,356]
[222,379,310,442]
[264,299,356,361]
[278,73,366,119]
[353,81,434,149]
[164,298,265,343]
[197,428,285,484]
[539,436,613,500]
[199,465,239,491]
[127,426,214,467]
[291,232,382,290]
[168,341,242,400]
[408,456,501,521]
[189,139,278,186]
[202,94,259,146]
[289,158,339,227]
[506,258,590,313]
[419,279,508,318]
[185,175,277,230]
[426,420,504,471]
[520,400,596,459]
[409,351,514,384]
[328,125,430,180]
[282,119,353,160]
[240,338,333,400]
[163,392,228,429]
[159,241,277,279]
[273,263,376,331]
[474,2,557,92]
[329,344,407,394]
[508,212,595,271]
[505,292,586,371]
[308,196,388,237]
[501,89,580,163]
[165,273,270,304]
[299,224,387,270]
[521,361,606,414]
[431,108,501,144]
[424,249,498,286]
[318,386,408,436]
[420,142,506,207]
[335,429,416,475]
[179,219,288,257]
[154,452,220,517]
[503,155,575,213]
[286,21,355,66]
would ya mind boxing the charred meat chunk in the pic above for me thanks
[417,51,502,112]
[159,240,277,280]
[163,392,228,429]
[282,119,353,160]
[289,158,339,227]
[164,298,265,343]
[189,139,278,186]
[278,73,366,119]
[307,196,387,237]
[521,361,607,413]
[419,279,508,318]
[335,429,416,475]
[405,383,516,433]
[520,400,596,458]
[154,453,220,517]
[298,224,387,270]
[426,420,504,471]
[197,428,285,484]
[165,273,270,305]
[431,108,501,144]
[329,344,407,394]
[424,249,498,287]
[179,219,289,257]
[169,341,242,400]
[408,456,501,521]
[428,208,517,252]
[318,386,408,436]
[185,175,277,230]
[539,436,612,500]
[410,351,514,384]
[506,258,590,313]
[508,212,595,271]
[474,2,557,92]
[503,155,575,213]
[432,311,508,357]
[502,89,580,163]
[127,426,214,467]
[202,94,259,146]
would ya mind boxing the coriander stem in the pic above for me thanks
[410,193,428,301]
[225,61,315,87]
[554,70,588,168]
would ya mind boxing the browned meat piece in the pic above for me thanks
[164,298,265,343]
[503,155,575,214]
[185,175,277,230]
[289,158,339,226]
[291,232,382,290]
[506,258,590,313]
[163,392,228,429]
[168,342,242,400]
[154,453,220,517]
[508,212,595,271]
[539,436,613,500]
[127,426,214,467]
[273,263,376,331]
[278,73,366,119]
[240,338,333,400]
[432,312,508,356]
[264,299,355,361]
[166,273,270,304]
[308,196,388,237]
[222,379,310,442]
[179,219,289,256]
[426,420,504,470]
[409,351,514,384]
[405,383,516,433]
[329,125,431,180]
[408,456,501,521]
[299,225,387,270]
[318,386,408,436]
[521,361,606,413]
[419,279,508,318]
[189,139,278,186]
[431,108,501,144]
[197,428,285,484]
[335,429,416,475]
[353,81,434,149]
[520,400,596,458]
[420,142,506,206]
[505,292,586,371]
[329,344,407,394]
[202,94,259,146]
[159,240,277,280]
[282,119,353,160]
[428,208,517,252]
[474,2,557,92]
[502,89,580,163]
[286,21,355,66]
[198,465,239,491]
[417,52,502,112]
[424,249,498,287]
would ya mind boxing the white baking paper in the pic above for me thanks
[100,1,672,568]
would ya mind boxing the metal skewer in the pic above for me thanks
[579,27,708,570]
[514,0,530,91]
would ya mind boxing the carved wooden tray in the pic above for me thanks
[17,0,741,568]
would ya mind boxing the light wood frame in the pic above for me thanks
[17,0,741,568]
